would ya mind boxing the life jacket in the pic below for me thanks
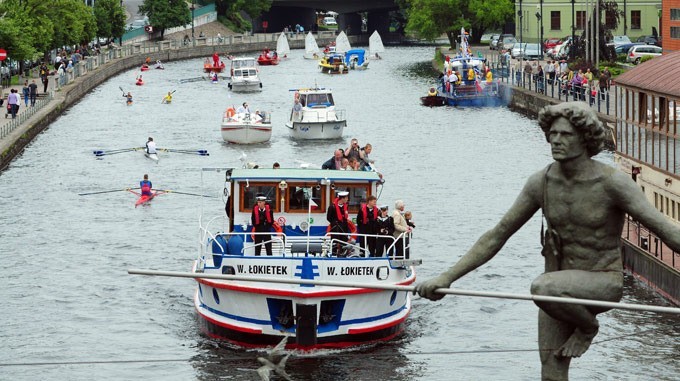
[334,199,348,222]
[253,204,272,225]
[361,204,378,224]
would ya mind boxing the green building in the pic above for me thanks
[515,0,662,43]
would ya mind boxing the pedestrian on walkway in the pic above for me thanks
[7,89,20,119]
[42,76,49,93]
[22,81,30,107]
[29,79,38,106]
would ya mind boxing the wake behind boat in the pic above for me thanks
[286,86,346,139]
[194,167,418,349]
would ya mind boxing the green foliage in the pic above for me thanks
[217,14,251,34]
[639,55,656,64]
[94,0,127,40]
[139,0,191,38]
[615,53,627,63]
[215,0,271,30]
[49,0,97,47]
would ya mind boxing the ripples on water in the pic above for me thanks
[0,46,677,380]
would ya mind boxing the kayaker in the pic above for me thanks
[162,92,173,104]
[123,92,133,104]
[140,174,152,196]
[145,137,157,154]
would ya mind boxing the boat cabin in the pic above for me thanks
[230,58,257,75]
[298,90,335,108]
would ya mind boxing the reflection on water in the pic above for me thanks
[0,46,677,380]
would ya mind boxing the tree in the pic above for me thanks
[138,0,191,39]
[0,0,54,59]
[93,0,127,42]
[214,0,272,32]
[48,0,97,48]
[401,0,513,47]
[570,1,622,63]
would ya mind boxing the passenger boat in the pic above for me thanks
[285,86,346,139]
[435,28,504,107]
[257,49,279,66]
[303,32,321,60]
[368,30,385,60]
[613,52,680,306]
[220,107,272,144]
[345,49,369,70]
[319,54,348,74]
[276,32,290,59]
[228,58,262,92]
[194,167,418,349]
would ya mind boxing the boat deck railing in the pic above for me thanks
[291,109,346,123]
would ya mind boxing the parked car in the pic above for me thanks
[497,34,514,50]
[543,38,562,52]
[511,43,527,59]
[489,34,500,50]
[615,42,645,55]
[523,43,542,60]
[322,17,337,26]
[501,37,517,51]
[609,35,632,47]
[626,44,663,64]
[480,32,499,43]
[636,35,660,46]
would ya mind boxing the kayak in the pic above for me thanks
[136,81,144,86]
[135,191,156,207]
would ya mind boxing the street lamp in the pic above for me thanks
[539,0,544,60]
[571,0,576,61]
[535,10,542,59]
[191,0,195,41]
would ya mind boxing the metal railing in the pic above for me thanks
[0,93,53,139]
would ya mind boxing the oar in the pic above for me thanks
[152,189,216,198]
[158,148,209,156]
[79,187,136,196]
[119,86,126,96]
[93,147,143,156]
[127,269,680,315]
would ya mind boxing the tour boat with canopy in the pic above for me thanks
[194,167,418,349]
[344,49,369,70]
[220,107,272,144]
[303,32,321,59]
[285,86,346,139]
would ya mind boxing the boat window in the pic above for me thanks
[307,93,332,107]
[248,69,257,76]
[234,69,242,76]
[332,184,370,213]
[240,183,280,212]
[299,95,307,107]
[286,183,326,212]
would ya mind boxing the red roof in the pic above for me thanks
[614,50,680,98]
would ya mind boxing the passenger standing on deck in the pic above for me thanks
[376,205,394,256]
[359,143,374,170]
[392,200,412,259]
[344,138,361,161]
[213,52,220,67]
[251,194,275,256]
[145,137,157,154]
[140,174,152,196]
[357,195,379,256]
[321,149,344,170]
[327,190,351,256]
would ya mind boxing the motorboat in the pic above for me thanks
[193,167,418,349]
[257,49,279,65]
[420,87,447,107]
[276,32,290,59]
[319,54,348,74]
[228,58,262,92]
[369,30,385,60]
[220,107,272,144]
[344,49,369,70]
[285,86,346,139]
[303,32,321,60]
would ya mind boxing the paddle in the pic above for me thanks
[119,86,125,96]
[157,148,209,156]
[161,90,177,104]
[153,189,216,198]
[79,187,137,196]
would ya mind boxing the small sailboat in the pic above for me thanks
[369,30,385,60]
[276,32,290,59]
[335,31,352,55]
[303,32,320,60]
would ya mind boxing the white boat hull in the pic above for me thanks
[286,120,346,139]
[221,122,272,144]
[145,152,159,163]
[229,80,262,92]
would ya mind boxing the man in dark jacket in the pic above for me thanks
[251,194,275,256]
[321,149,344,169]
[356,195,379,256]
[327,190,350,255]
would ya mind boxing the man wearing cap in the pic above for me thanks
[327,190,350,256]
[356,195,379,256]
[251,194,275,256]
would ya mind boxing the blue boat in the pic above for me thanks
[344,49,369,70]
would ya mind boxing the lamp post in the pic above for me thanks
[571,0,576,61]
[535,9,542,58]
[539,0,544,60]
[191,0,195,43]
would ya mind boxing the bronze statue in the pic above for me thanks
[416,102,680,380]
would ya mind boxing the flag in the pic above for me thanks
[309,198,318,210]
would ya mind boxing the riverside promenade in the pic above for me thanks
[0,29,339,171]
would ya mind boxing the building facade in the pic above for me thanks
[662,0,680,50]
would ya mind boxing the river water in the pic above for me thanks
[0,46,677,380]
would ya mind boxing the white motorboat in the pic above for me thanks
[229,58,262,92]
[369,30,385,60]
[220,108,272,144]
[194,167,418,349]
[335,31,352,55]
[303,32,321,60]
[285,86,346,140]
[276,32,290,58]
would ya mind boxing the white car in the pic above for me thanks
[626,44,662,64]
[511,43,527,59]
[322,17,337,26]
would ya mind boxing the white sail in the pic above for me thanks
[335,31,352,54]
[369,30,385,56]
[303,32,320,59]
[276,32,290,55]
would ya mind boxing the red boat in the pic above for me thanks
[140,65,150,71]
[203,62,225,73]
[420,87,446,107]
[130,189,162,207]
[257,49,279,65]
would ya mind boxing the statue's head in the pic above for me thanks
[538,102,605,157]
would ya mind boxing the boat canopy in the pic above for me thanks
[298,91,335,108]
[228,168,381,182]
[344,49,367,66]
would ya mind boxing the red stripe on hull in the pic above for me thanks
[196,308,263,334]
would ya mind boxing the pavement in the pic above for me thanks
[0,76,56,126]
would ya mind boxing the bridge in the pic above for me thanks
[253,0,400,36]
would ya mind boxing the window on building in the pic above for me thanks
[631,10,641,29]
[672,26,680,39]
[551,11,561,30]
[671,8,680,20]
[576,11,586,30]
[605,10,617,28]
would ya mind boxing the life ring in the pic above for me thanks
[273,221,283,236]
[226,108,235,118]
[348,220,358,242]
[428,87,437,97]
[277,216,287,226]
